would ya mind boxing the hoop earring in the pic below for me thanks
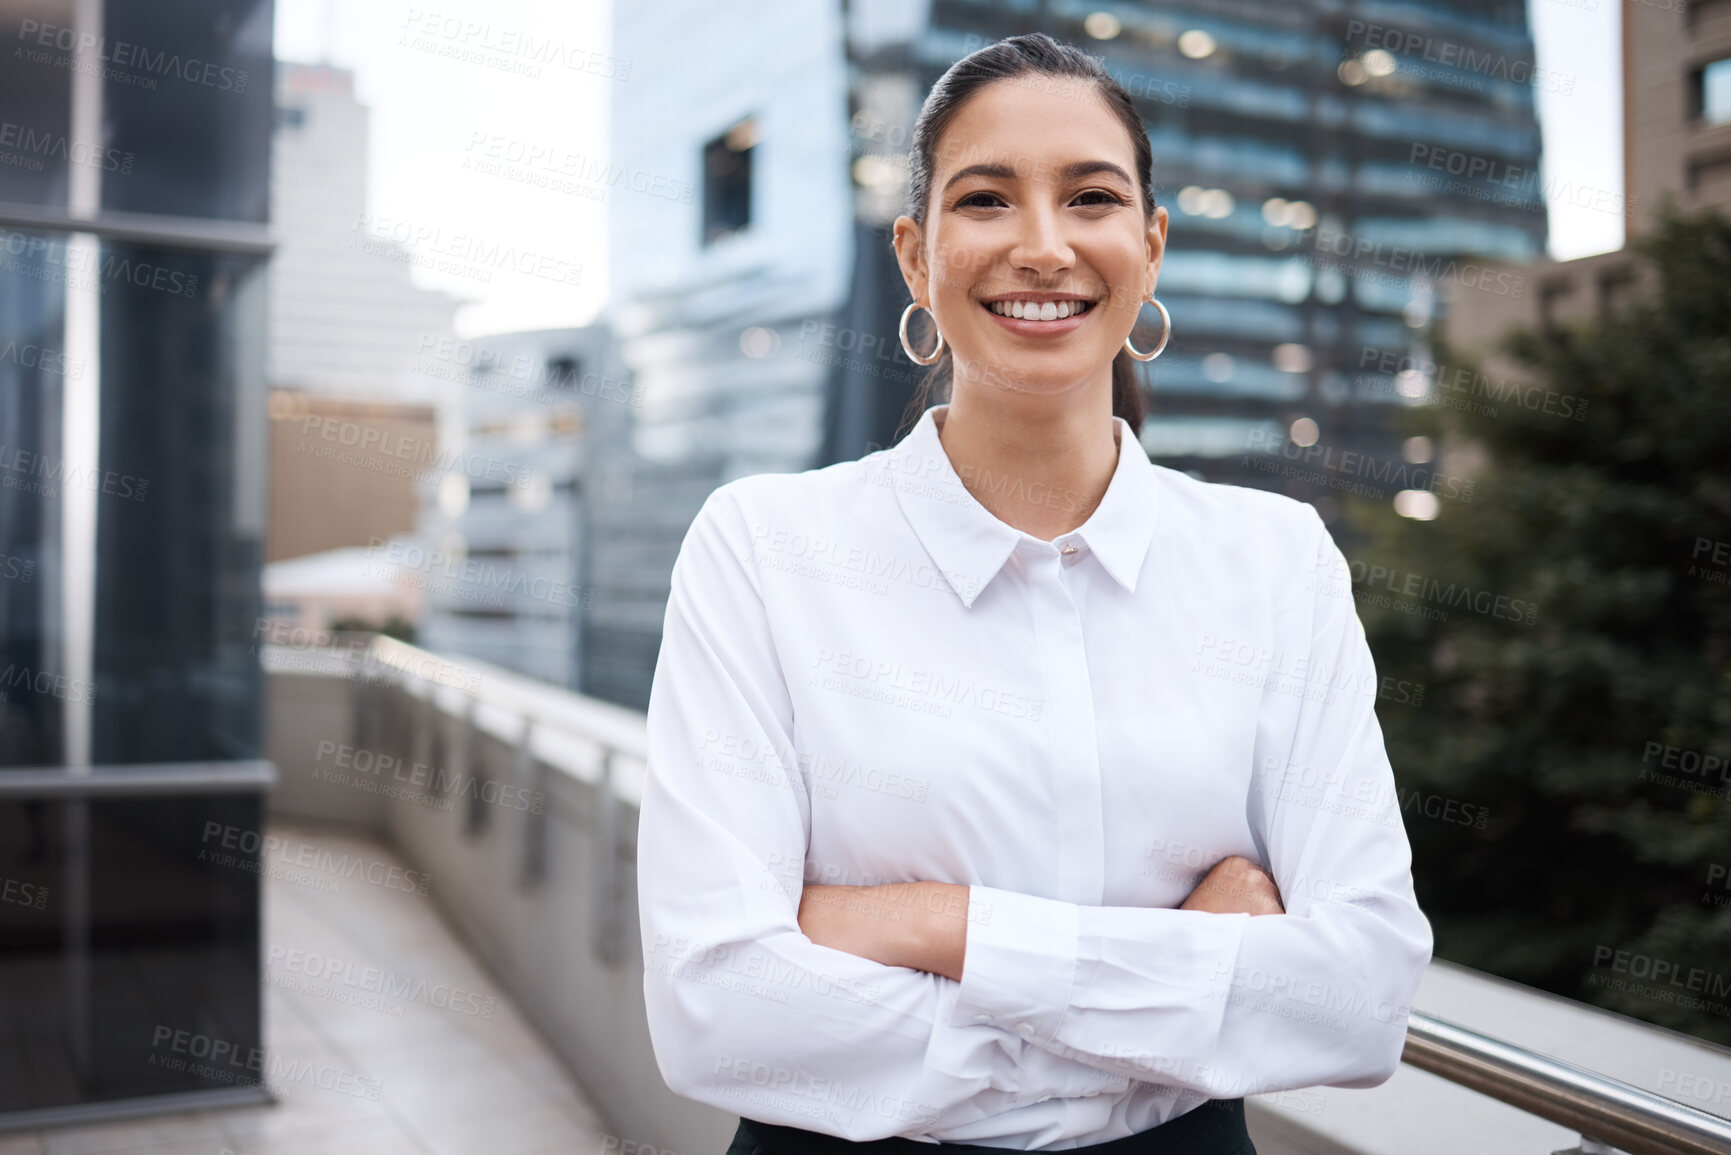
[899,301,946,366]
[1124,298,1171,362]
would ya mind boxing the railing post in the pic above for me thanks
[414,690,434,779]
[460,695,485,838]
[516,718,547,889]
[592,748,621,968]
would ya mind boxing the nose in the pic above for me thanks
[1008,199,1073,274]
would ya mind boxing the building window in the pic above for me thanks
[703,117,757,245]
[1702,58,1731,125]
[546,355,581,389]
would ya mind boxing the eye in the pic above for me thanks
[956,190,1006,209]
[1074,188,1125,207]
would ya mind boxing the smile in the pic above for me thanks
[983,298,1097,321]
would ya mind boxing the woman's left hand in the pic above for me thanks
[797,881,970,981]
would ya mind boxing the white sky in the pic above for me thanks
[275,0,1622,338]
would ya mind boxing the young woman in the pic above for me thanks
[638,32,1432,1155]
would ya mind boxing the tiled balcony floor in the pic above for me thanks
[2,824,608,1155]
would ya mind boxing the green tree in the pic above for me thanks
[1350,202,1731,1044]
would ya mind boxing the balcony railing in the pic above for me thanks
[263,637,1731,1155]
[1404,1014,1731,1155]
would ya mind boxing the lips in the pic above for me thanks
[979,295,1097,337]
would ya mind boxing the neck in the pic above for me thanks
[935,387,1120,542]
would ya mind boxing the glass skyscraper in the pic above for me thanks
[826,0,1547,511]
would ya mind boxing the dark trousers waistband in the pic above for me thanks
[731,1099,1255,1155]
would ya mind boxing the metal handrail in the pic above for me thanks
[0,760,277,797]
[1403,1011,1731,1154]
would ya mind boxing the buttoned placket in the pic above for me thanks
[1016,538,1107,912]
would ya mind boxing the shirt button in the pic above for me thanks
[972,1014,994,1025]
[1017,1021,1037,1038]
[1060,543,1078,555]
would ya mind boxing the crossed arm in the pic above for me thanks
[796,856,1286,982]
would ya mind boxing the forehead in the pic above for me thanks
[932,75,1135,181]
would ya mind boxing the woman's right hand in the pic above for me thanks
[1180,855,1286,916]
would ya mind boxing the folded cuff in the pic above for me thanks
[950,885,1078,1049]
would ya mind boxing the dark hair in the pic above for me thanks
[895,32,1158,441]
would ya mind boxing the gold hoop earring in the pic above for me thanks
[1124,298,1171,362]
[899,301,946,366]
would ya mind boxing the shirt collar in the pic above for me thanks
[884,404,1161,609]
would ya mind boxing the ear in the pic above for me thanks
[891,215,930,304]
[1145,205,1170,296]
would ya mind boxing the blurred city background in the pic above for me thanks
[1,0,1729,1152]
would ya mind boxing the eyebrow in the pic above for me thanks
[942,159,1135,193]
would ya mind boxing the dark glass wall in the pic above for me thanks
[0,231,68,768]
[0,0,273,1122]
[95,244,266,764]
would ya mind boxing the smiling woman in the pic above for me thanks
[637,32,1432,1155]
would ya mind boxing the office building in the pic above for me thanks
[266,62,465,563]
[415,327,633,691]
[825,3,1548,498]
[1444,0,1724,358]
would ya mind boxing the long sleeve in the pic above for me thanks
[637,485,1128,1140]
[947,504,1435,1098]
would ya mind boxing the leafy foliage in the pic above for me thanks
[1351,202,1731,1044]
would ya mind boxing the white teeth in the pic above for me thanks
[990,300,1090,320]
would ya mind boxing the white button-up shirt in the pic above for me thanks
[637,404,1433,1149]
